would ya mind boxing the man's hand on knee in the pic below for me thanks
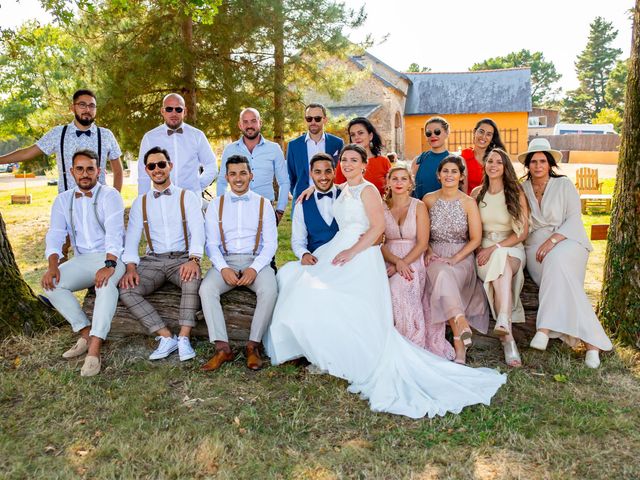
[119,264,140,289]
[180,260,201,282]
[41,265,60,291]
[237,268,257,286]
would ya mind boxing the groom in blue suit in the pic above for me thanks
[291,153,341,265]
[287,103,344,202]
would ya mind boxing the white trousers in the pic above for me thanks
[44,252,125,339]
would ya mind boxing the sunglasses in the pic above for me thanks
[305,116,323,123]
[425,129,442,137]
[164,107,184,113]
[146,161,169,171]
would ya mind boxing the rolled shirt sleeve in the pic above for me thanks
[197,132,218,190]
[291,203,310,260]
[44,194,69,259]
[274,145,290,212]
[102,189,125,258]
[122,196,144,265]
[185,190,205,258]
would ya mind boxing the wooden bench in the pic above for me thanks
[575,167,603,195]
[83,273,540,347]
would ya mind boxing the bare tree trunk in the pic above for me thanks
[0,212,62,337]
[598,0,640,347]
[181,15,198,125]
[272,0,285,149]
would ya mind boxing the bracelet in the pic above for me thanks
[189,256,201,265]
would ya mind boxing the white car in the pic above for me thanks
[0,163,17,173]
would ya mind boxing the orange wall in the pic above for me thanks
[404,112,529,160]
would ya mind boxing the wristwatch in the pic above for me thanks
[105,259,118,269]
[189,256,201,265]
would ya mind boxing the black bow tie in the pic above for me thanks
[317,191,333,199]
[76,130,91,137]
[153,189,172,198]
[167,128,184,136]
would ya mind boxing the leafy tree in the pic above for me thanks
[605,58,629,114]
[592,107,622,133]
[470,49,561,105]
[563,17,622,122]
[407,63,430,73]
[599,0,640,347]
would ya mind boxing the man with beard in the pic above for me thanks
[0,89,123,193]
[41,149,125,376]
[286,103,343,203]
[137,93,217,198]
[217,108,290,224]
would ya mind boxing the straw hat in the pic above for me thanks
[517,138,562,164]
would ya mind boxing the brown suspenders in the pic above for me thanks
[142,189,189,254]
[218,194,265,256]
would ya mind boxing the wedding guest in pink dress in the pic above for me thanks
[423,155,489,364]
[381,166,430,348]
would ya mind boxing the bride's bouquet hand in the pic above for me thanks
[332,249,354,266]
[296,185,316,204]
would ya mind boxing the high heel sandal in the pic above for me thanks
[493,312,510,337]
[502,339,522,368]
[454,314,473,347]
[453,336,467,365]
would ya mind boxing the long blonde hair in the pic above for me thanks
[384,165,414,207]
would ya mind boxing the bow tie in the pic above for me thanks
[317,191,333,199]
[76,130,91,137]
[167,128,184,136]
[153,189,172,198]
[75,191,93,198]
[231,195,250,203]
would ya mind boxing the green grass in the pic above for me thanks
[1,182,639,479]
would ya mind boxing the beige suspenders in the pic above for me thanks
[142,189,188,254]
[218,194,265,256]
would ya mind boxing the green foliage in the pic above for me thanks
[592,107,623,132]
[563,17,623,122]
[605,58,629,114]
[407,62,430,73]
[469,49,561,105]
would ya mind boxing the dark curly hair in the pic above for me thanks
[347,117,382,156]
[475,148,524,227]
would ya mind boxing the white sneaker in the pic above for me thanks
[529,331,549,351]
[149,336,178,360]
[585,350,601,369]
[177,336,196,361]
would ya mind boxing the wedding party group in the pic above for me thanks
[0,89,613,419]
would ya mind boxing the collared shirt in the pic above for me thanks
[45,184,124,259]
[137,123,218,197]
[217,135,290,212]
[37,121,122,193]
[291,185,337,260]
[304,132,326,186]
[204,190,277,273]
[122,185,205,265]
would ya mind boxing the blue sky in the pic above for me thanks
[1,0,634,92]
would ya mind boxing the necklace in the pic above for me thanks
[532,179,549,197]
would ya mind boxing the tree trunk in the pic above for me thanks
[0,212,62,338]
[181,15,198,125]
[272,0,285,149]
[598,0,640,347]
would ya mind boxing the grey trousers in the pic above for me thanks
[199,254,278,343]
[119,253,201,333]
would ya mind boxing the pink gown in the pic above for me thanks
[383,198,428,348]
[425,198,489,358]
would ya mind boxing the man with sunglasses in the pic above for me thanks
[119,146,205,362]
[41,149,125,377]
[217,108,289,224]
[0,89,124,193]
[137,93,217,198]
[286,103,343,204]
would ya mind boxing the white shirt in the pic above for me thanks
[37,121,122,193]
[45,184,124,259]
[137,123,217,196]
[304,132,326,186]
[291,186,337,260]
[204,190,277,273]
[122,185,205,265]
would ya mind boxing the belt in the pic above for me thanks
[483,231,511,242]
[223,253,257,257]
[149,251,188,258]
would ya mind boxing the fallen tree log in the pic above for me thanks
[82,284,256,343]
[83,273,540,346]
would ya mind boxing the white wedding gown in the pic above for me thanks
[264,182,507,418]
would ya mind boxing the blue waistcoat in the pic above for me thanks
[302,190,341,253]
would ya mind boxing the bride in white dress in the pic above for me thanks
[264,144,506,419]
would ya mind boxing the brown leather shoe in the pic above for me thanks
[246,345,263,371]
[201,350,235,372]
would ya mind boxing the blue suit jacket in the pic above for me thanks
[286,133,344,200]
